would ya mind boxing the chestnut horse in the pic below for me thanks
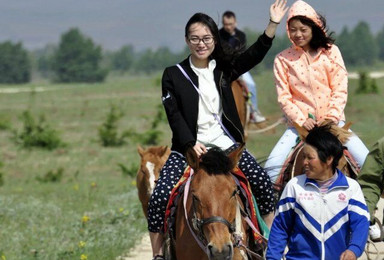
[274,121,360,199]
[231,80,269,139]
[136,145,171,218]
[166,144,265,260]
[231,80,250,133]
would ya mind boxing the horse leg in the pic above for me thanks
[136,172,150,218]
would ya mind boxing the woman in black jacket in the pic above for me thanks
[148,1,288,259]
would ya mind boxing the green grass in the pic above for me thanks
[0,74,165,260]
[0,71,383,259]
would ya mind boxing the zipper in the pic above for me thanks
[218,72,245,143]
[303,52,319,120]
[305,182,326,259]
[320,193,326,260]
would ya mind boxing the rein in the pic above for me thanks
[182,169,265,259]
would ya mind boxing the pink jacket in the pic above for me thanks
[274,0,347,126]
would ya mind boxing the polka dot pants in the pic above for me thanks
[147,149,275,233]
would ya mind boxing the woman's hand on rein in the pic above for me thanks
[193,143,207,158]
[302,118,316,131]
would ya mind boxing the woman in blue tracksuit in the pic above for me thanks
[266,125,369,260]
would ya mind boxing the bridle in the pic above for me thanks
[190,187,238,246]
[182,168,265,259]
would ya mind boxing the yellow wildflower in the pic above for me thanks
[73,184,79,191]
[90,182,97,188]
[78,241,86,248]
[80,254,87,260]
[131,180,136,186]
[119,207,124,213]
[1,255,6,260]
[81,215,90,224]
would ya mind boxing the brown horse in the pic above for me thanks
[231,80,250,133]
[136,145,171,218]
[274,121,360,198]
[166,144,264,260]
[231,80,269,139]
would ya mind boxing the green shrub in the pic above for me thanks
[371,78,379,94]
[125,103,165,145]
[14,111,65,150]
[117,163,138,177]
[356,71,380,94]
[134,129,162,145]
[356,71,369,94]
[36,167,64,183]
[98,105,129,147]
[0,115,11,131]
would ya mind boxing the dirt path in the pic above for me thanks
[124,199,384,260]
[348,71,384,79]
[0,71,383,95]
[0,86,69,94]
[119,234,152,260]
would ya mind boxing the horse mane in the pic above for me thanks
[200,147,233,174]
[294,120,352,144]
[326,122,352,144]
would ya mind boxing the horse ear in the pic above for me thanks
[331,122,352,144]
[228,143,245,170]
[185,146,199,170]
[137,145,145,157]
[159,146,170,157]
[293,122,308,140]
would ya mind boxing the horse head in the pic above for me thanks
[181,144,245,260]
[291,120,356,178]
[293,120,352,144]
[136,145,170,218]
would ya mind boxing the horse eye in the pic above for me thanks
[192,194,200,202]
[231,189,239,198]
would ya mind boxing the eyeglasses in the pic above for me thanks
[188,36,214,45]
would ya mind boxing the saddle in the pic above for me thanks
[273,138,361,201]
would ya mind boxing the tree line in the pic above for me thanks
[1,21,383,84]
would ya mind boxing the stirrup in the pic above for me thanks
[152,255,165,260]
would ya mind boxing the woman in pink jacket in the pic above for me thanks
[265,0,369,184]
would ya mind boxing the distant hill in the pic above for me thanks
[1,0,383,51]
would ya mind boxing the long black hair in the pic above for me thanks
[184,13,235,70]
[289,14,335,50]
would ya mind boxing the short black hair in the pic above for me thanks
[222,10,236,19]
[305,125,343,171]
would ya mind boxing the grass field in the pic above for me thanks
[0,70,383,259]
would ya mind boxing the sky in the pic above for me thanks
[1,0,383,52]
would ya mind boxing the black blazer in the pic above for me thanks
[161,32,273,154]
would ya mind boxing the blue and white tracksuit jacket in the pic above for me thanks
[266,170,369,260]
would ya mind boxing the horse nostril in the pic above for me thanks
[208,244,214,255]
[226,243,233,259]
[207,242,233,259]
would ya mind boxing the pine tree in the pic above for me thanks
[53,28,108,82]
[0,41,31,83]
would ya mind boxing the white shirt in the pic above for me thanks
[189,57,233,150]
